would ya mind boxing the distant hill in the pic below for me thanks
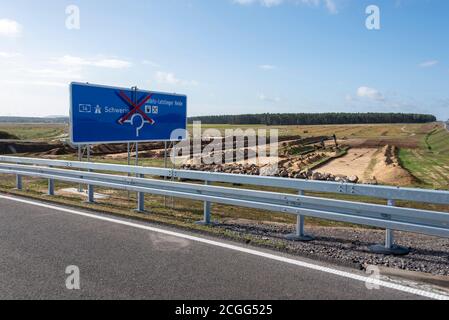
[189,113,437,126]
[0,116,69,124]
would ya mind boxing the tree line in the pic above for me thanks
[189,113,436,125]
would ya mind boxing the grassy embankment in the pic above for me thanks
[399,124,449,190]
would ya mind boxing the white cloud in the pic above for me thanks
[0,53,84,93]
[142,60,160,67]
[56,55,132,69]
[259,93,281,102]
[20,67,83,80]
[155,71,198,86]
[259,64,276,70]
[0,19,22,37]
[234,0,282,7]
[233,0,338,13]
[0,53,131,117]
[419,60,438,68]
[1,80,67,88]
[345,94,354,102]
[356,86,385,101]
[156,71,179,85]
[233,0,254,4]
[261,0,283,7]
[324,0,338,14]
[0,51,22,58]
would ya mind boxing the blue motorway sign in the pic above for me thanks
[70,82,187,144]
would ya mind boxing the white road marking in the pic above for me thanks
[1,194,448,300]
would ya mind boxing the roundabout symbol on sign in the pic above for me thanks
[116,90,156,137]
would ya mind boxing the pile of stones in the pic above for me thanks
[181,163,360,184]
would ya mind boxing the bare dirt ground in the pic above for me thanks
[318,146,415,185]
[319,148,378,182]
[374,145,416,186]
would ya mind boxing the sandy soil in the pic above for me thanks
[319,148,379,181]
[318,146,415,186]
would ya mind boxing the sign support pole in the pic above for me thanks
[136,142,145,212]
[171,142,176,209]
[164,141,168,208]
[127,142,131,201]
[78,145,83,193]
[86,144,94,204]
[132,86,145,213]
[135,142,139,166]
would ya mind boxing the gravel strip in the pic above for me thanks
[219,219,449,277]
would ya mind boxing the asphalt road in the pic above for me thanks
[0,195,435,300]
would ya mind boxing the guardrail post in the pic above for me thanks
[15,174,22,190]
[47,178,54,196]
[286,190,314,242]
[385,229,395,249]
[137,192,145,213]
[78,145,83,193]
[87,184,94,203]
[46,165,55,196]
[196,181,214,226]
[86,145,94,204]
[136,174,145,213]
[369,200,410,256]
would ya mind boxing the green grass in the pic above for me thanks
[0,123,67,141]
[427,127,449,153]
[289,145,316,156]
[399,125,449,190]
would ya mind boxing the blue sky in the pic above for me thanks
[0,0,448,119]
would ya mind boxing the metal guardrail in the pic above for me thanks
[1,156,449,255]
